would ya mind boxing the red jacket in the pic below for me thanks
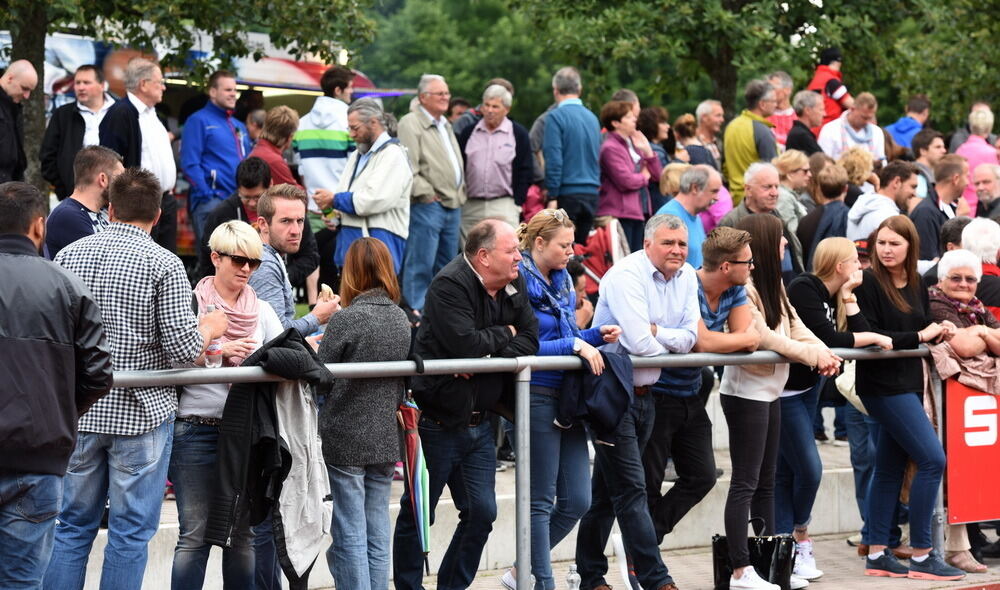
[249,139,303,189]
[807,65,852,127]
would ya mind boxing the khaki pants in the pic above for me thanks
[460,196,520,247]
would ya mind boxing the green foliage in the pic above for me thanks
[356,0,553,125]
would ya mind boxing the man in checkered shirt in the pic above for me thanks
[45,168,228,589]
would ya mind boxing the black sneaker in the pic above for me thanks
[864,551,908,578]
[908,551,966,581]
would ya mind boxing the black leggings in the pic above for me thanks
[721,395,781,569]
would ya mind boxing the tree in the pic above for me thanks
[1,0,376,189]
[510,0,930,118]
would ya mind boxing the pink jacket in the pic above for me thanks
[595,132,663,221]
[956,135,999,210]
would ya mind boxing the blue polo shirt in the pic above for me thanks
[656,198,706,269]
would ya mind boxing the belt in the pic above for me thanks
[177,415,222,427]
[423,411,486,429]
[634,385,651,396]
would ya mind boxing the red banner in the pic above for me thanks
[945,378,1000,524]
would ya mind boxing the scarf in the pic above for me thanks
[194,275,261,366]
[928,285,989,328]
[519,252,578,340]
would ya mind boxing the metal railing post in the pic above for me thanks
[931,373,947,552]
[515,358,533,590]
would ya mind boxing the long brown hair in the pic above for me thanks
[339,237,401,306]
[869,215,921,313]
[735,214,792,329]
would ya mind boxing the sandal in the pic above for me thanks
[945,549,988,573]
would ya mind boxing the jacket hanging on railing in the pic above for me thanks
[205,328,333,589]
[555,351,633,444]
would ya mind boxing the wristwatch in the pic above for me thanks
[572,337,584,354]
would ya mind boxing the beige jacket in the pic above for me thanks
[397,109,467,208]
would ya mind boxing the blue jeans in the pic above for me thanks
[326,462,395,590]
[168,421,254,589]
[862,393,945,549]
[401,201,461,311]
[846,407,905,546]
[393,418,496,590]
[775,383,823,533]
[189,198,222,247]
[576,392,673,590]
[813,400,847,438]
[0,471,63,588]
[252,513,281,590]
[527,390,592,590]
[43,417,173,590]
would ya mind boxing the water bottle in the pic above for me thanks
[566,563,581,590]
[203,305,223,368]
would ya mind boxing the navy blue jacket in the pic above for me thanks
[557,351,633,444]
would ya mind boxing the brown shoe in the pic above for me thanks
[892,544,914,560]
[946,549,989,574]
[657,585,679,590]
[857,543,869,557]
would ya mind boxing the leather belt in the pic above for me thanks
[467,411,485,427]
[634,385,651,396]
[177,415,222,427]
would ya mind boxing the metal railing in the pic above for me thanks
[115,346,937,589]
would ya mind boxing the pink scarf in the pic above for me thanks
[194,276,260,366]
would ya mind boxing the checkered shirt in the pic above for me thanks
[55,222,204,435]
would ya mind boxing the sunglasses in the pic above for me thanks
[216,252,262,271]
[540,208,569,222]
[945,274,978,285]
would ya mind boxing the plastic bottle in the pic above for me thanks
[566,563,581,590]
[203,304,223,368]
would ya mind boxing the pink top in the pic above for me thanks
[595,132,663,221]
[956,135,999,210]
[464,117,515,199]
[700,184,734,233]
[768,108,798,146]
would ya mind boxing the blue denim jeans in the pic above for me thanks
[775,383,823,533]
[527,390,592,590]
[576,392,673,590]
[168,421,254,589]
[252,512,281,590]
[43,417,173,590]
[862,393,945,549]
[401,201,461,311]
[813,400,847,438]
[326,462,395,590]
[0,471,63,588]
[393,417,496,590]
[189,198,222,247]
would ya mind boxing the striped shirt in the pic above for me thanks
[653,278,747,396]
[54,222,203,435]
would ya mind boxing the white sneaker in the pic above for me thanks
[789,573,810,589]
[730,566,780,590]
[499,568,516,590]
[793,539,824,580]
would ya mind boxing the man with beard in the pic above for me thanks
[331,98,412,273]
[45,145,124,259]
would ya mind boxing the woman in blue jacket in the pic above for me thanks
[501,208,621,590]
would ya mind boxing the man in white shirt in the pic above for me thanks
[40,65,115,199]
[575,214,698,590]
[818,92,886,163]
[99,57,178,252]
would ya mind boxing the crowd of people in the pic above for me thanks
[2,46,1000,590]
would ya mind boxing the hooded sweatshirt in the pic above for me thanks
[885,115,923,149]
[846,192,899,241]
[293,96,355,213]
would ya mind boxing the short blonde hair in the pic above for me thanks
[969,109,995,137]
[772,149,809,181]
[260,106,300,145]
[660,162,691,196]
[209,220,263,260]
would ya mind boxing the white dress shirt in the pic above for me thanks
[128,92,176,192]
[593,250,700,386]
[79,93,115,147]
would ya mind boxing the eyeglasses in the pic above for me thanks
[945,274,979,285]
[540,208,569,223]
[728,258,755,266]
[217,252,262,271]
[238,192,262,202]
[423,91,451,98]
[143,78,167,87]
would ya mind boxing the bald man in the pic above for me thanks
[0,60,38,183]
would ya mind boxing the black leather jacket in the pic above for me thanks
[0,234,113,475]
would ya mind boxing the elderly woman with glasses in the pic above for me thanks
[930,248,1000,357]
[772,149,811,233]
[168,220,284,589]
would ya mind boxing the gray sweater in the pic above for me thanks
[317,290,411,466]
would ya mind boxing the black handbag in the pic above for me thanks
[712,518,796,590]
